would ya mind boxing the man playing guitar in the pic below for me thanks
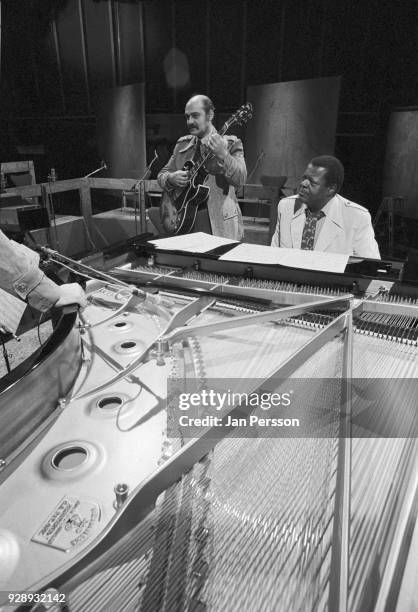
[157,94,247,239]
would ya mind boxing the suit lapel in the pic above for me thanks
[314,196,344,251]
[290,198,305,248]
[179,136,197,154]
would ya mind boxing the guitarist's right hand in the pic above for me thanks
[167,170,189,188]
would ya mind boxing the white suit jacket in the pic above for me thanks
[271,194,380,259]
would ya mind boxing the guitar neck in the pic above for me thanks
[219,121,234,137]
[196,124,234,170]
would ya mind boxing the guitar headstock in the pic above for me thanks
[223,103,253,132]
[233,102,253,125]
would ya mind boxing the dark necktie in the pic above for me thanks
[300,208,325,250]
[193,139,203,165]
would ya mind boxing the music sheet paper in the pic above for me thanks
[219,243,349,273]
[219,243,286,265]
[149,232,238,253]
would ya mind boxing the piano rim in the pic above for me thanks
[0,308,78,396]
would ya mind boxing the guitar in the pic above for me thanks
[161,102,253,235]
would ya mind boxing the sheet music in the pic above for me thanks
[219,243,286,265]
[219,243,349,273]
[149,232,238,253]
[277,248,349,273]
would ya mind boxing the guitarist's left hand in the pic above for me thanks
[207,133,229,162]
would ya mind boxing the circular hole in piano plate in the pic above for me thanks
[89,393,133,420]
[42,441,102,481]
[113,338,145,355]
[52,447,88,470]
[108,319,133,332]
[98,396,123,410]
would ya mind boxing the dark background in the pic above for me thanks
[1,0,417,214]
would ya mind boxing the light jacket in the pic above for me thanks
[158,129,247,240]
[0,230,60,311]
[271,194,380,259]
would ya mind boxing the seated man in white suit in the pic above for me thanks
[271,155,380,259]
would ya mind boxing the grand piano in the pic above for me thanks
[0,236,416,612]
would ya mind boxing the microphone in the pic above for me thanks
[84,161,108,179]
[132,150,159,191]
[48,168,57,182]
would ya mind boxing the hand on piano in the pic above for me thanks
[54,283,89,311]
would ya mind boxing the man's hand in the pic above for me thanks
[54,283,88,311]
[168,170,189,188]
[207,133,229,162]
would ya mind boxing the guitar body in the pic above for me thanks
[161,160,210,235]
[159,103,253,236]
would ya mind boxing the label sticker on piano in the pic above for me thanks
[365,279,394,296]
[31,496,101,552]
[89,286,129,307]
